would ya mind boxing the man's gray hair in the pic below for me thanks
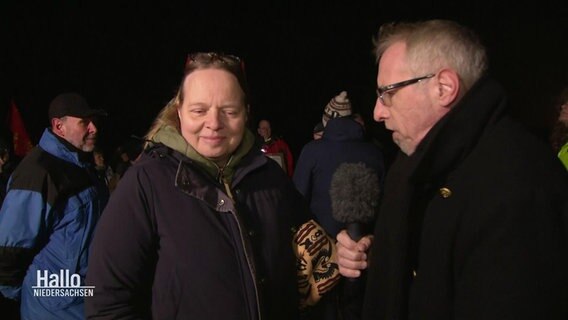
[374,19,488,92]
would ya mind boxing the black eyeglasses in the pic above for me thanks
[376,74,435,106]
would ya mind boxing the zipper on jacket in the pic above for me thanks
[227,206,262,320]
[216,157,262,320]
[215,156,232,185]
[216,159,235,200]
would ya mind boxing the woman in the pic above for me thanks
[85,52,338,319]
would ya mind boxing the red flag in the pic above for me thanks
[9,99,33,157]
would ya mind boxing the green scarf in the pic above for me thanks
[151,125,255,184]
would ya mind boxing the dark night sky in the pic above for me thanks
[1,1,567,160]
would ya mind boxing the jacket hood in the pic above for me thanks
[323,117,365,141]
[150,125,256,183]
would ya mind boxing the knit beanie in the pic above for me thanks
[322,91,352,127]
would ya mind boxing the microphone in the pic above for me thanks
[330,162,380,315]
[330,162,380,241]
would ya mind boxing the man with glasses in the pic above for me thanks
[336,20,568,319]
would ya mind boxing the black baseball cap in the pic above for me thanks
[48,93,108,119]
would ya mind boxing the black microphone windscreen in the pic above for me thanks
[330,162,380,224]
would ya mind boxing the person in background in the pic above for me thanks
[313,122,324,140]
[294,90,380,237]
[0,138,16,206]
[550,86,568,169]
[257,118,295,176]
[351,112,366,129]
[295,92,382,320]
[112,145,132,178]
[108,138,143,192]
[85,52,339,320]
[0,138,18,320]
[0,92,109,320]
[352,112,397,171]
[294,112,384,320]
[336,19,568,320]
[322,91,352,127]
[294,117,384,238]
[107,145,130,192]
[93,147,114,188]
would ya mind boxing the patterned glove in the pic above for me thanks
[293,219,340,308]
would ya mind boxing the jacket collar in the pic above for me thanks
[38,128,91,168]
[150,125,257,185]
[172,145,267,208]
[407,77,509,184]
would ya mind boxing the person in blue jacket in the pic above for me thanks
[0,92,109,320]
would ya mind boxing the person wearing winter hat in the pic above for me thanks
[294,115,385,320]
[322,91,353,127]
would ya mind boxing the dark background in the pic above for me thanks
[1,1,567,162]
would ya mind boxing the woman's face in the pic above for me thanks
[178,68,247,166]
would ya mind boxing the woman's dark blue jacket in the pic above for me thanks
[86,143,313,320]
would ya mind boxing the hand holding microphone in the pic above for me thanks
[330,162,380,278]
[336,230,373,278]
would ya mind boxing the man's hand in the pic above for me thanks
[336,230,373,278]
